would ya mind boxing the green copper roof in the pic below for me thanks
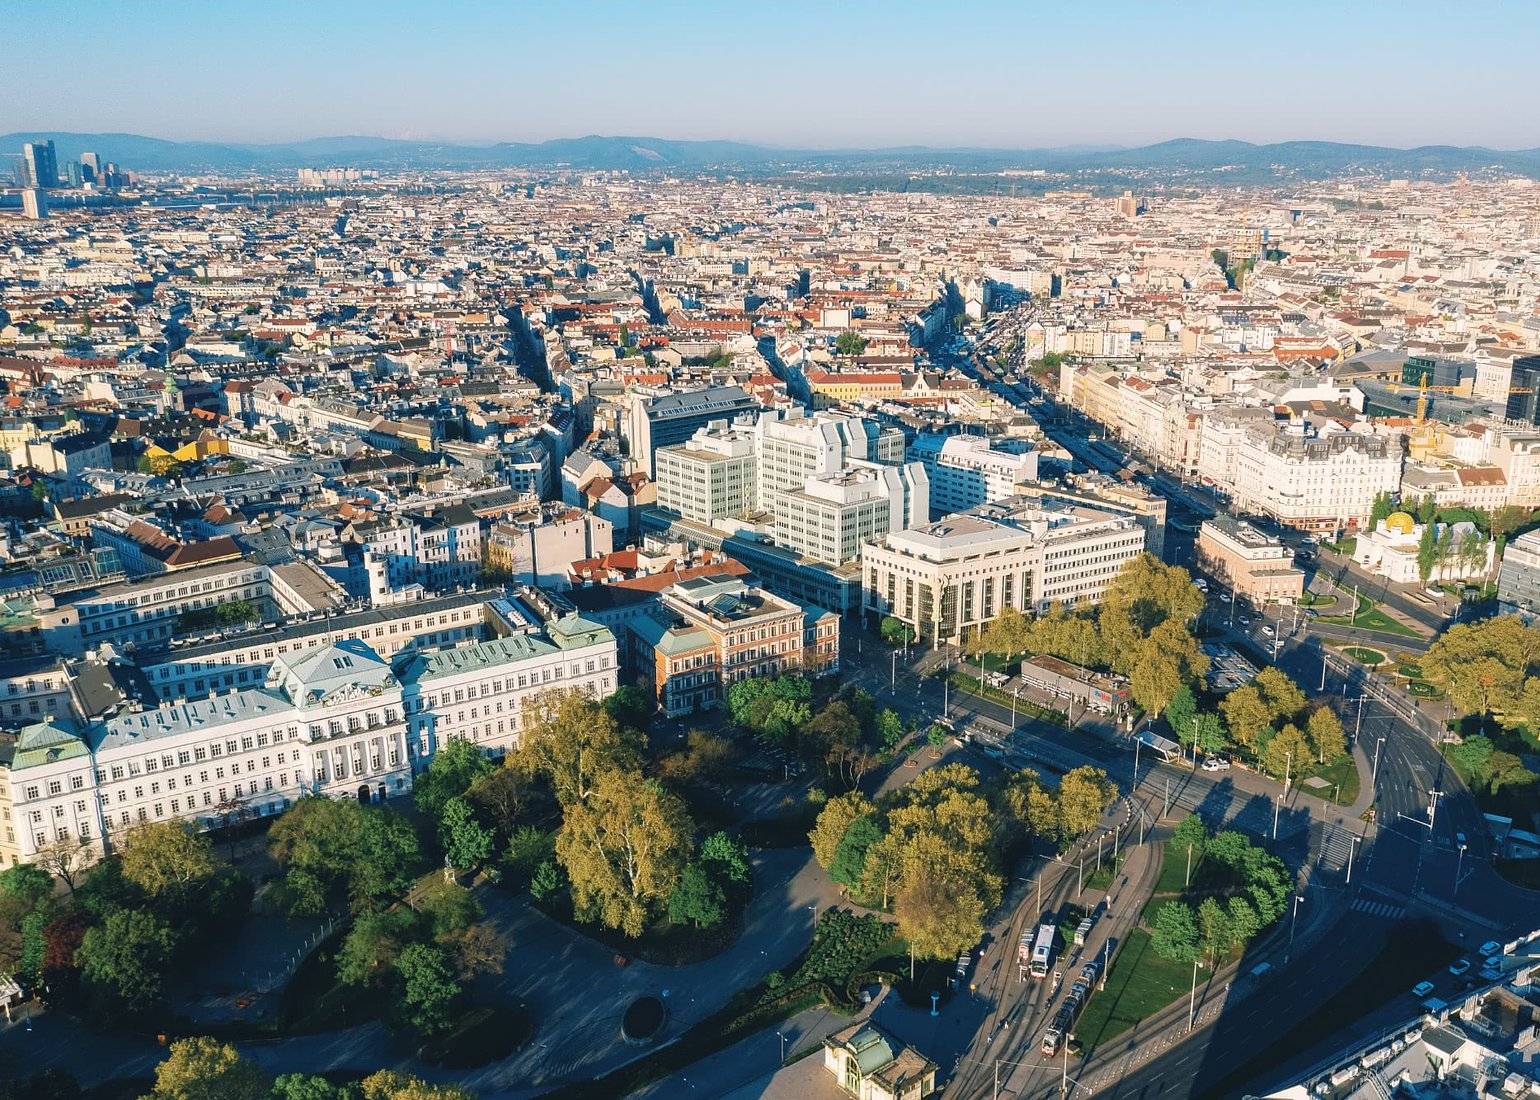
[546,613,615,651]
[11,720,89,770]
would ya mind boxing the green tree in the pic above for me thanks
[336,907,418,989]
[879,615,915,645]
[269,798,421,915]
[1226,895,1261,951]
[1194,712,1228,756]
[926,724,947,755]
[439,797,495,871]
[1417,521,1438,582]
[1166,687,1197,747]
[145,1037,268,1100]
[414,739,496,821]
[667,864,725,929]
[529,859,563,902]
[0,864,53,910]
[828,816,883,889]
[1369,491,1395,528]
[1197,897,1230,963]
[1171,813,1209,855]
[518,689,644,805]
[273,1076,350,1100]
[119,821,217,903]
[602,684,651,733]
[1220,683,1273,751]
[699,831,750,887]
[810,792,875,869]
[1151,901,1201,963]
[1305,706,1347,764]
[555,771,693,937]
[877,708,905,751]
[1056,766,1118,842]
[78,908,178,1013]
[395,942,460,1036]
[834,330,869,357]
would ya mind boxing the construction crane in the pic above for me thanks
[1384,378,1533,424]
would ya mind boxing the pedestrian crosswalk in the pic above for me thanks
[1351,897,1405,919]
[1318,823,1359,871]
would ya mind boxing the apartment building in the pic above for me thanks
[631,575,837,717]
[907,435,1038,518]
[862,496,1146,646]
[1196,516,1304,603]
[774,463,928,567]
[1226,421,1403,533]
[484,508,613,591]
[654,423,757,524]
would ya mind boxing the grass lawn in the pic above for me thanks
[1149,836,1236,897]
[1086,852,1125,892]
[1319,537,1357,555]
[1296,754,1360,807]
[1297,590,1340,610]
[1353,606,1422,638]
[1073,927,1209,1053]
[278,928,381,1035]
[1341,646,1387,666]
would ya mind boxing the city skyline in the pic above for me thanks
[5,0,1540,149]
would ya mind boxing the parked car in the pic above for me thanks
[1411,981,1436,998]
[1478,940,1502,957]
[1263,626,1275,637]
[1202,757,1231,772]
[1448,959,1471,976]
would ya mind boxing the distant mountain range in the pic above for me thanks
[5,131,1540,180]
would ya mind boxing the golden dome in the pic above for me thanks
[1384,511,1416,535]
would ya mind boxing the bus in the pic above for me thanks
[1029,921,1056,979]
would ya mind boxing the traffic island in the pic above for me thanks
[621,996,668,1046]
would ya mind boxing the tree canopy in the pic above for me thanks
[518,689,644,805]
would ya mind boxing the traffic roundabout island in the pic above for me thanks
[620,995,668,1045]
[1341,646,1387,666]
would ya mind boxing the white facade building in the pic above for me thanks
[862,496,1146,646]
[908,435,1038,517]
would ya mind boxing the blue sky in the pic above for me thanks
[4,0,1536,148]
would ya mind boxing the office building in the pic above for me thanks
[1508,355,1540,426]
[753,407,904,514]
[1498,529,1540,617]
[625,385,760,476]
[774,463,928,567]
[1196,516,1303,603]
[908,434,1038,517]
[19,141,57,189]
[654,423,757,524]
[1225,421,1402,533]
[80,152,100,182]
[862,495,1146,646]
[21,189,48,220]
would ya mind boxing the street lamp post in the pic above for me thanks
[1187,956,1199,1031]
[1353,695,1366,747]
[1372,736,1386,784]
[1289,892,1304,959]
[1133,733,1141,788]
[778,1030,787,1063]
[1454,842,1467,897]
[891,650,897,690]
[1346,834,1360,884]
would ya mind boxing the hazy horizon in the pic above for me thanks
[6,0,1539,150]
